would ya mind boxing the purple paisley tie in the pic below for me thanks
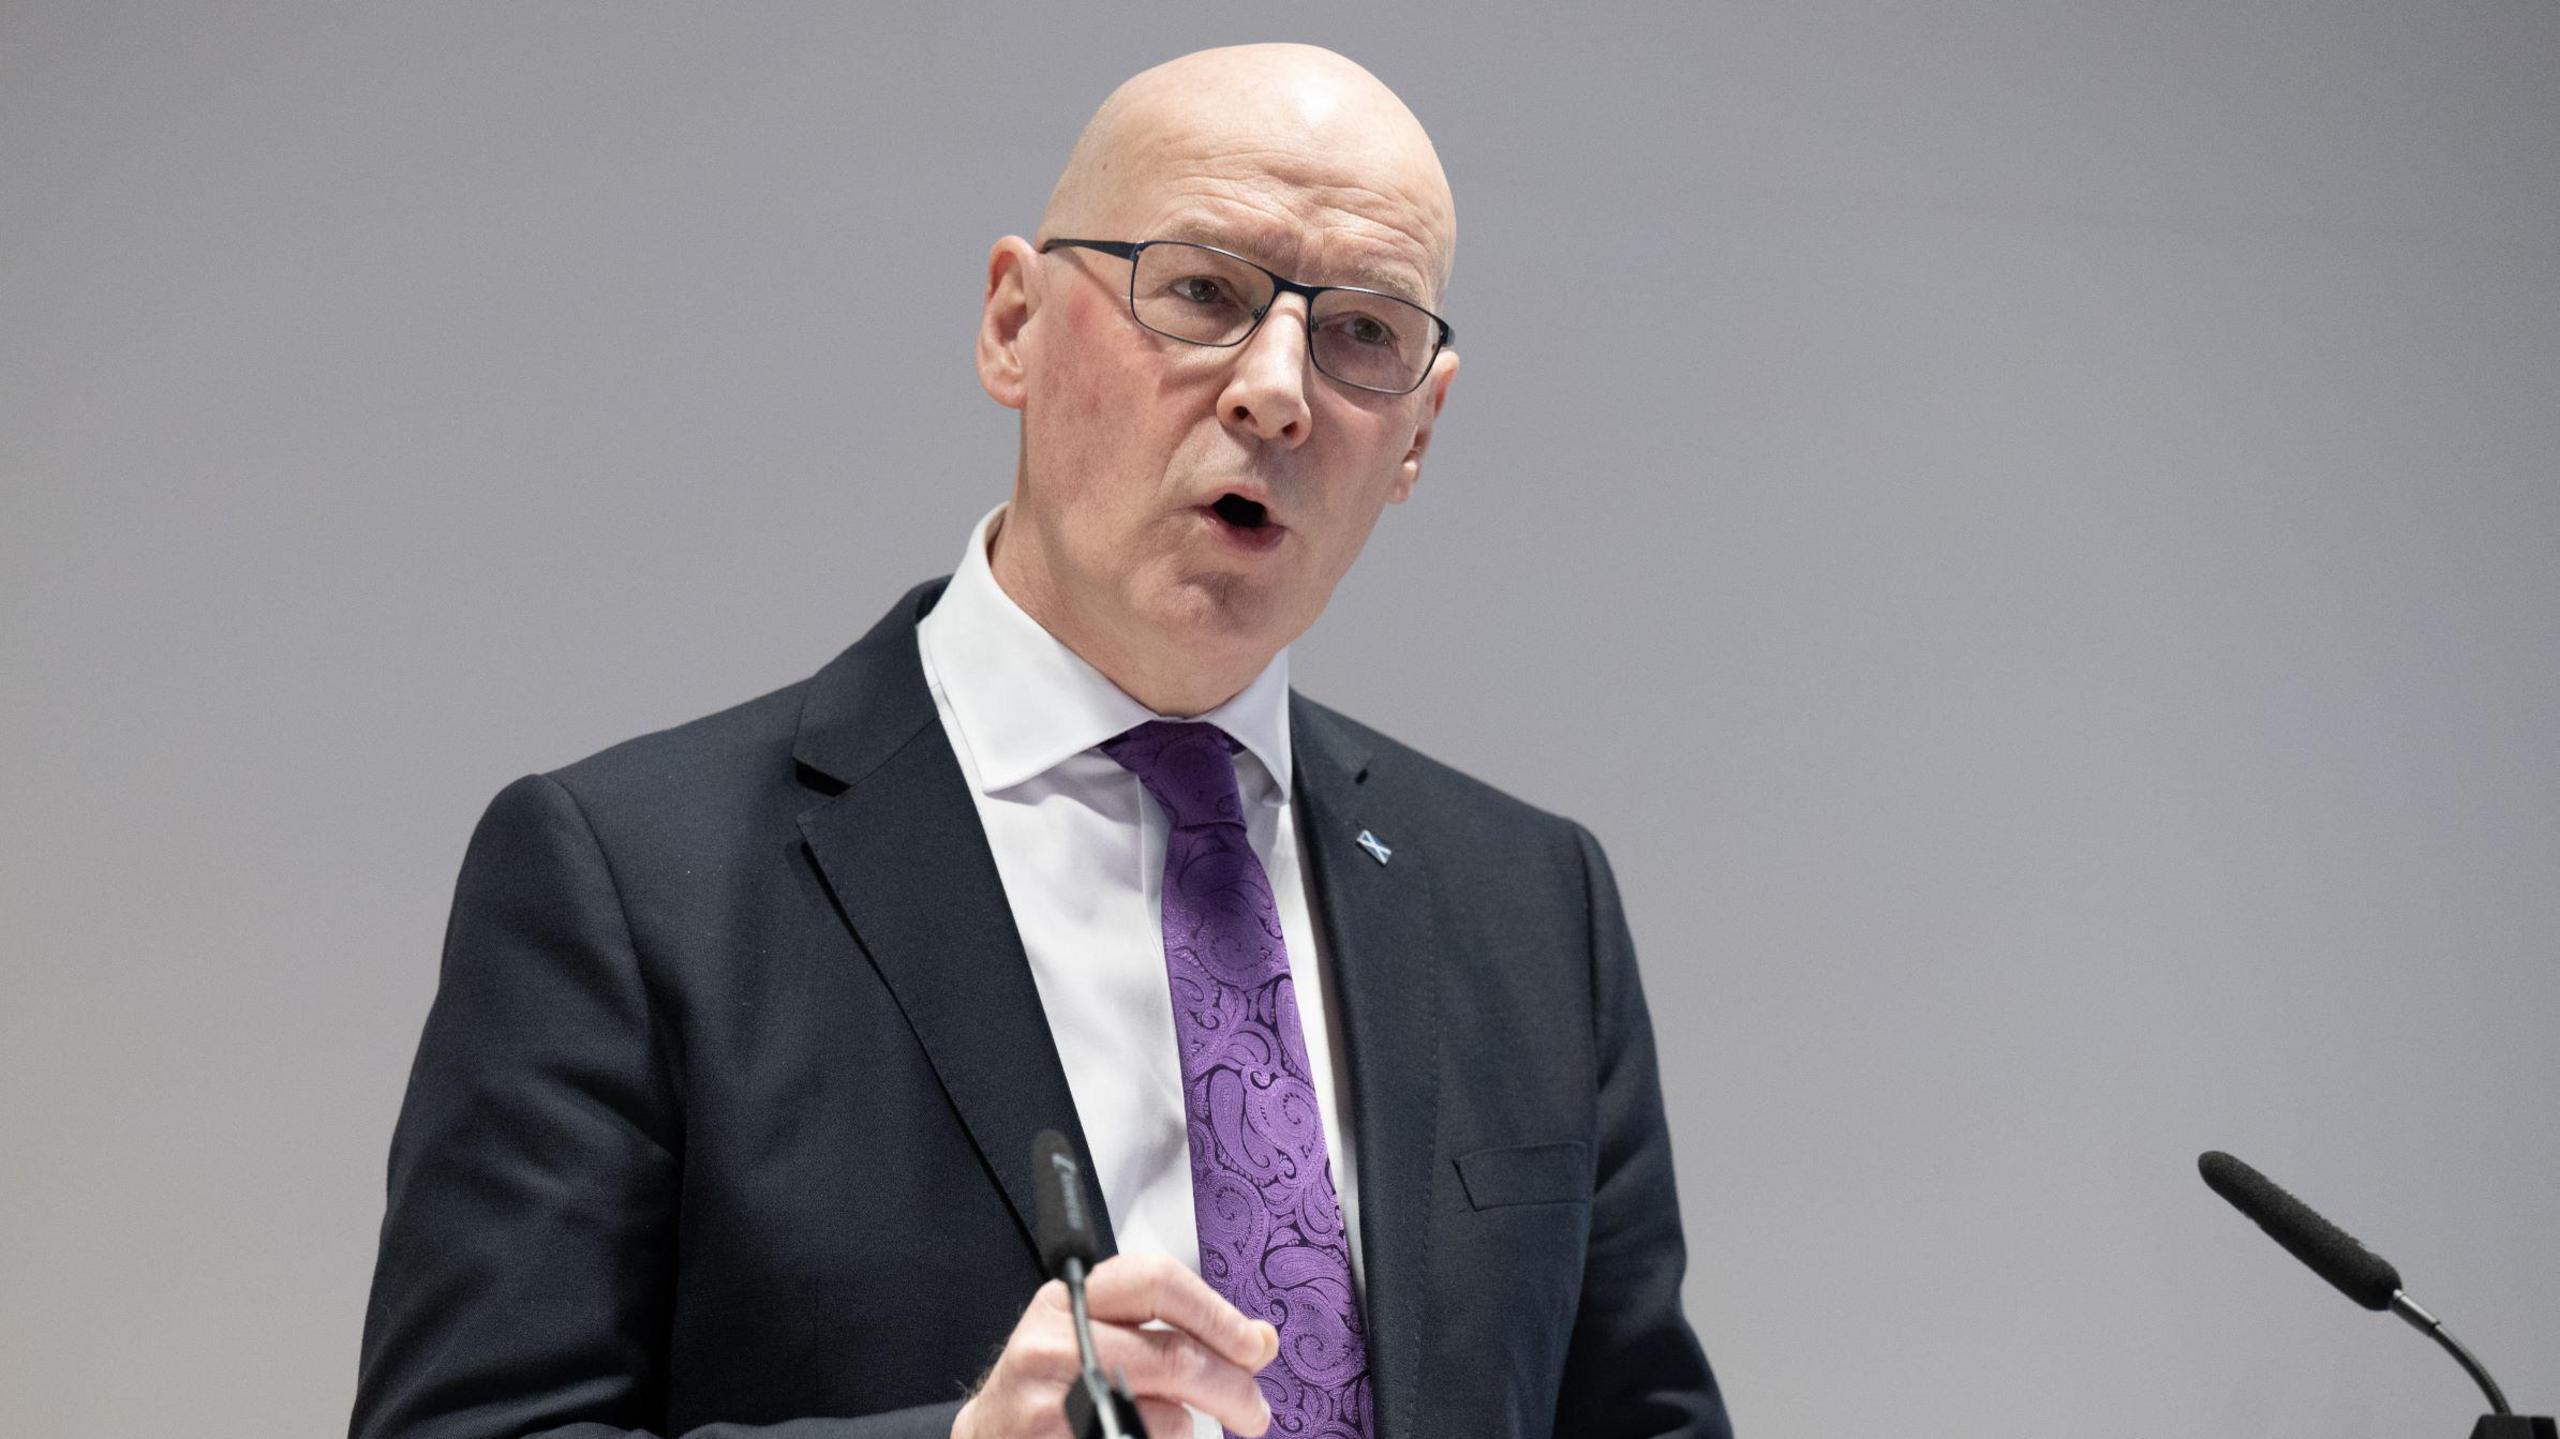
[1100,720,1374,1439]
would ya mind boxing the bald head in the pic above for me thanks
[1040,44,1456,303]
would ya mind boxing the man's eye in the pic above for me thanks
[1170,276,1235,305]
[1326,312,1397,348]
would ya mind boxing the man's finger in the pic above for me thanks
[1081,1254,1279,1371]
[1087,1321,1270,1436]
[1135,1397,1194,1439]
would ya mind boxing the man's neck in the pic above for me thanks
[983,507,1267,719]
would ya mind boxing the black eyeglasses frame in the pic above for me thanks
[1036,237,1454,396]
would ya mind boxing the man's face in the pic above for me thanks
[981,104,1457,704]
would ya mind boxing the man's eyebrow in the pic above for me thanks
[1154,222,1431,307]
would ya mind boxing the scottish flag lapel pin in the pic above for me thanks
[1355,829,1393,866]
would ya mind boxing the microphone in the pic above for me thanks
[1033,1129,1104,1279]
[2197,1150,2538,1430]
[1031,1130,1144,1439]
[2197,1149,2401,1310]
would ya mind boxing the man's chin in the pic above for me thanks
[1146,573,1300,655]
[1157,568,1274,629]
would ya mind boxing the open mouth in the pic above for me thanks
[1210,492,1271,531]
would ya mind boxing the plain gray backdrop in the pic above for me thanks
[4,2,2555,1434]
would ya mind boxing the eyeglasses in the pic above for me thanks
[1037,238,1454,396]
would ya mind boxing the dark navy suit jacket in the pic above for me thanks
[352,578,1731,1439]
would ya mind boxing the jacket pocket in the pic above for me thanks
[1453,1139,1590,1209]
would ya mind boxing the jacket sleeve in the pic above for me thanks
[350,774,964,1439]
[1549,822,1736,1439]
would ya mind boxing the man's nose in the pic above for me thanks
[1215,298,1313,446]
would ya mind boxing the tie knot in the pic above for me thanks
[1100,720,1247,830]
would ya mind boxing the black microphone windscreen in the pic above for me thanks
[2198,1150,2403,1310]
[1032,1129,1102,1278]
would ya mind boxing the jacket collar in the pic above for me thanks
[789,576,951,792]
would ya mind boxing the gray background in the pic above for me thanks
[3,2,2555,1434]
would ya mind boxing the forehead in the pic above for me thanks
[1116,147,1447,308]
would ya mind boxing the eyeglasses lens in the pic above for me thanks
[1130,243,1267,345]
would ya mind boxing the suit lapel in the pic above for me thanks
[793,579,1113,1267]
[1292,694,1440,1439]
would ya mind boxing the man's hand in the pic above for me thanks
[952,1253,1280,1439]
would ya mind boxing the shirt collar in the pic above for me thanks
[917,503,1294,798]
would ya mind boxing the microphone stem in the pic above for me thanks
[1059,1256,1134,1439]
[1063,1256,1101,1375]
[2390,1291,2511,1416]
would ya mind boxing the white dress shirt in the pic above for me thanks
[915,505,1368,1403]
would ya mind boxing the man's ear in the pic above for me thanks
[1388,347,1458,504]
[976,236,1040,410]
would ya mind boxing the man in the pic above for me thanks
[352,42,1731,1439]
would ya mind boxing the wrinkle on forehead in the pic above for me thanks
[1040,44,1457,302]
